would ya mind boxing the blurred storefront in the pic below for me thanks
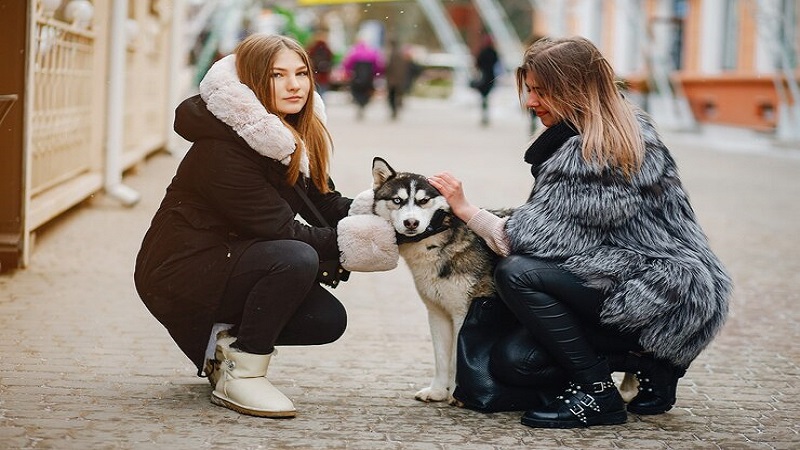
[532,0,799,141]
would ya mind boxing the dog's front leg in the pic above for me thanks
[415,305,453,403]
[446,314,467,406]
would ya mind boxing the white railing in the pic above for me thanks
[17,0,174,267]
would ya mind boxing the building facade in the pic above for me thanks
[531,0,799,139]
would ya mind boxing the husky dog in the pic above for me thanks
[369,157,639,405]
[370,157,509,403]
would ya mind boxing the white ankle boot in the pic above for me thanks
[211,339,296,418]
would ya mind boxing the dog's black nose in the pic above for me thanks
[404,219,419,231]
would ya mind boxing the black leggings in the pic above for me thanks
[215,240,347,355]
[494,255,640,377]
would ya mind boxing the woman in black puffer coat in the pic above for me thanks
[135,34,399,419]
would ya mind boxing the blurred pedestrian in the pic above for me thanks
[429,36,731,428]
[342,39,384,120]
[384,38,411,120]
[307,29,334,96]
[471,34,500,126]
[134,34,397,419]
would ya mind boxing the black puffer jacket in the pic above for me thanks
[134,56,351,372]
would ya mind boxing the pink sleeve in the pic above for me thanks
[465,209,511,257]
[342,56,352,73]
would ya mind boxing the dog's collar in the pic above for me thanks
[396,210,455,244]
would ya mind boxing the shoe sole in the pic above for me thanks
[211,393,296,418]
[521,410,628,429]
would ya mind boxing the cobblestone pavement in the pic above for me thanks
[1,89,798,449]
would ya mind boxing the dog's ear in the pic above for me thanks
[371,157,396,190]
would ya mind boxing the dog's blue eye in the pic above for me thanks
[392,198,402,205]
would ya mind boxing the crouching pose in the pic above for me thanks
[429,36,732,428]
[134,34,397,418]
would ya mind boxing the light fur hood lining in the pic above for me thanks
[199,54,328,177]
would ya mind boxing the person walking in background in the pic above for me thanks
[342,39,384,120]
[429,36,731,428]
[306,29,334,96]
[471,34,500,126]
[384,38,411,120]
[134,34,396,419]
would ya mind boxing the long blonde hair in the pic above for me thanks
[515,36,644,176]
[234,33,334,193]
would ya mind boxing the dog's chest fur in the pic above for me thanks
[398,225,496,317]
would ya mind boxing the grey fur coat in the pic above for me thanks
[505,114,732,367]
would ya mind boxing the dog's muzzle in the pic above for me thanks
[395,210,455,244]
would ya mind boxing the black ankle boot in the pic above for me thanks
[626,357,686,415]
[521,362,627,428]
[606,351,643,373]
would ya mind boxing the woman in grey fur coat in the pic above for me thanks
[429,36,731,428]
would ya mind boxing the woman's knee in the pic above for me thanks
[264,240,319,282]
[278,240,318,265]
[494,255,522,290]
[494,255,548,295]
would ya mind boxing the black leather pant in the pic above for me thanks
[493,255,641,385]
[215,240,347,355]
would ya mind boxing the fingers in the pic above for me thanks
[428,178,452,196]
[427,176,445,190]
[428,172,460,192]
[430,172,455,184]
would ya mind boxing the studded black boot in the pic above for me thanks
[520,361,627,428]
[626,357,686,415]
[606,351,643,373]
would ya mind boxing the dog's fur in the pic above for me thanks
[369,157,639,405]
[370,157,510,403]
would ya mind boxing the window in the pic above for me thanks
[670,0,687,70]
[777,0,798,69]
[721,0,739,70]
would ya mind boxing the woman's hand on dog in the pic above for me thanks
[429,172,480,223]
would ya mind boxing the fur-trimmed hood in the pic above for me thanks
[191,54,328,177]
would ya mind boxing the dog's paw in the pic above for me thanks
[618,372,640,403]
[414,386,450,403]
[448,396,464,408]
